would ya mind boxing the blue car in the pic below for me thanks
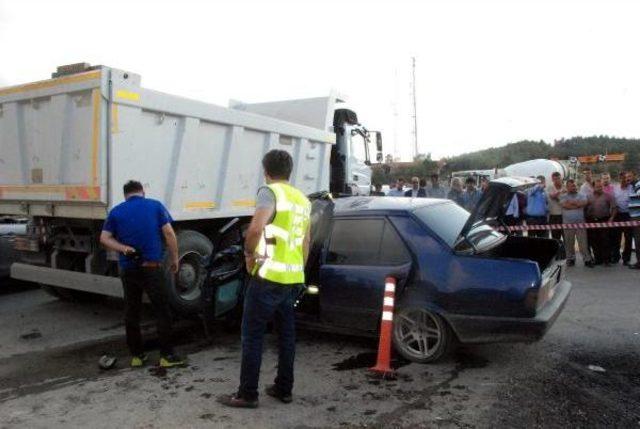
[298,177,571,363]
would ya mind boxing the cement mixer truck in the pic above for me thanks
[452,158,578,187]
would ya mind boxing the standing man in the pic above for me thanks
[579,168,594,198]
[629,172,640,269]
[560,179,594,267]
[611,172,633,265]
[220,150,311,408]
[448,178,465,207]
[405,177,427,198]
[601,173,614,196]
[547,172,566,241]
[479,177,490,195]
[387,178,406,196]
[371,183,385,196]
[427,174,446,198]
[100,180,184,368]
[525,175,549,238]
[462,177,482,211]
[586,179,616,265]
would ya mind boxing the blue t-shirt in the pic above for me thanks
[102,196,173,269]
[526,185,548,217]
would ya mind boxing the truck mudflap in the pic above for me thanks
[11,263,123,297]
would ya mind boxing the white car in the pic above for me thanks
[0,217,27,278]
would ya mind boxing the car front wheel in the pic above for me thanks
[392,307,454,363]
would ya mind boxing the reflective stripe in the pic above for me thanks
[260,259,304,273]
[385,283,396,292]
[265,224,290,240]
[382,311,394,321]
[384,297,394,306]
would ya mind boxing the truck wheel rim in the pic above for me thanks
[176,251,203,301]
[394,309,442,360]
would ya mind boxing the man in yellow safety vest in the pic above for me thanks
[219,149,311,408]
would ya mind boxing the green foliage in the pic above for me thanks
[373,136,640,184]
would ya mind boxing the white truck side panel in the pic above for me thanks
[0,67,335,220]
[0,71,108,206]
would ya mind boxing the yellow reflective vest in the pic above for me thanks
[254,182,311,285]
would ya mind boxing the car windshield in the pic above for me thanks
[413,202,505,250]
[413,202,469,247]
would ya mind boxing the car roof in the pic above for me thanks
[333,196,449,215]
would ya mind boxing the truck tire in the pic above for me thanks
[164,230,213,317]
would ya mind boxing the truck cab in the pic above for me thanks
[231,95,382,197]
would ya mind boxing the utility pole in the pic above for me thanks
[410,57,419,159]
[393,67,399,161]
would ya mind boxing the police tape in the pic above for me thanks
[497,220,640,232]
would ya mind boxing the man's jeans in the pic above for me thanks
[238,276,299,401]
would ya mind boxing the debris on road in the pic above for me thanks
[587,365,606,373]
[19,329,42,340]
[98,355,118,370]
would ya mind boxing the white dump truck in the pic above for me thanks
[0,63,382,314]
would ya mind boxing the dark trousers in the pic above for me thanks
[505,215,523,236]
[121,267,174,356]
[633,227,640,264]
[588,216,610,264]
[610,212,632,263]
[526,216,549,238]
[549,215,563,240]
[238,276,298,400]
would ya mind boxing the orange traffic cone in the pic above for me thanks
[369,276,397,378]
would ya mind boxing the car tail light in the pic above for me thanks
[524,288,539,313]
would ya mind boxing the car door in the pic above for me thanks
[318,216,412,332]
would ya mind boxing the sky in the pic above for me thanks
[1,0,639,160]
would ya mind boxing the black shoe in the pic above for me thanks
[629,263,640,270]
[567,260,575,267]
[217,393,259,408]
[623,260,630,266]
[584,261,595,268]
[265,385,292,404]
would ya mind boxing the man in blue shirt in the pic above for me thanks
[100,180,184,368]
[462,177,482,211]
[526,175,549,238]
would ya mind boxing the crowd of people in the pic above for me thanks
[373,168,640,269]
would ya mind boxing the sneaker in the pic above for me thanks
[566,260,575,267]
[584,261,595,268]
[265,384,292,404]
[159,354,187,368]
[130,354,149,368]
[623,260,630,266]
[629,263,640,270]
[217,393,259,408]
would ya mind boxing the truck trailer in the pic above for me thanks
[0,63,382,315]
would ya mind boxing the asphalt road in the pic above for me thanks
[0,263,638,429]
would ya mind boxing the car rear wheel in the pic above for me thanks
[392,307,454,363]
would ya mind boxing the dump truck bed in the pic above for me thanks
[0,66,335,220]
